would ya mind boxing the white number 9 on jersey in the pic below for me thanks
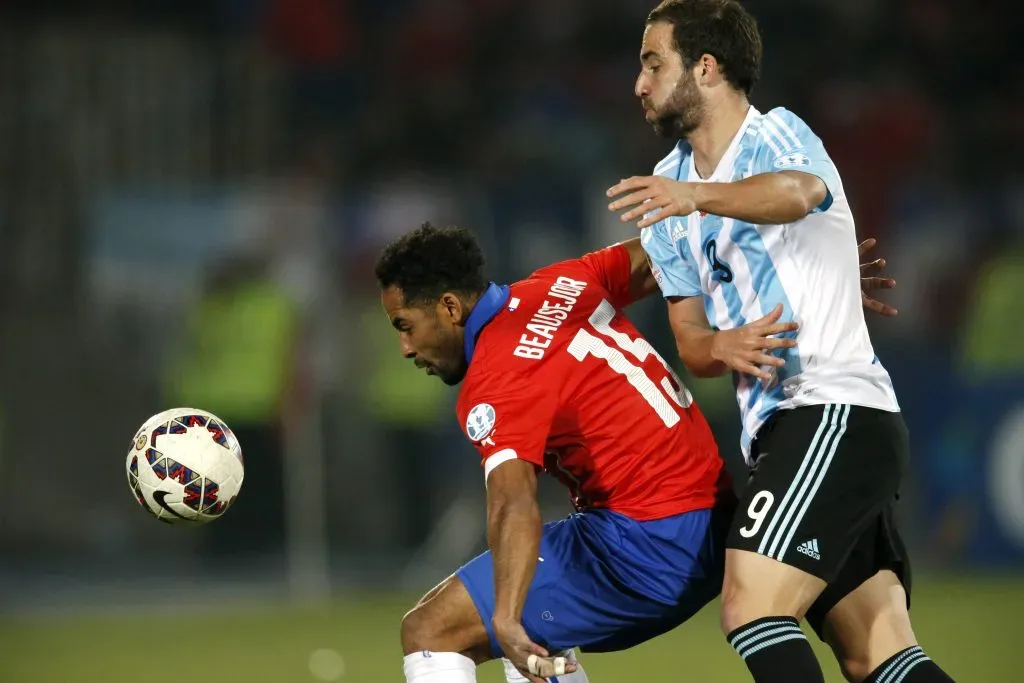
[567,299,692,428]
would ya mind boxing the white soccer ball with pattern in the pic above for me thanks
[125,407,244,525]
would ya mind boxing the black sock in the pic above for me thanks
[865,646,955,683]
[727,616,824,683]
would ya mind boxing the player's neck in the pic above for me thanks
[686,97,750,179]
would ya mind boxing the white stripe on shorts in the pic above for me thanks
[755,404,850,560]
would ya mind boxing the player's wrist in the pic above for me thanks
[691,180,711,214]
[491,613,522,632]
[707,329,727,362]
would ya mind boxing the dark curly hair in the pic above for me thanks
[648,0,762,97]
[375,222,487,304]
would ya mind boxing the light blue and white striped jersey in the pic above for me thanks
[642,106,899,463]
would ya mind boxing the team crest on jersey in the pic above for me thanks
[465,403,497,442]
[773,152,811,169]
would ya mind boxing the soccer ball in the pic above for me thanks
[126,407,244,525]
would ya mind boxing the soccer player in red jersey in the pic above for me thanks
[378,223,897,683]
[379,224,731,683]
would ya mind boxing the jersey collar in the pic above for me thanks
[464,282,510,363]
[685,105,759,182]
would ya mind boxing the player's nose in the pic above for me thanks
[635,72,649,98]
[399,338,416,359]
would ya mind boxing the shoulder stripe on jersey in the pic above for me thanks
[758,120,786,157]
[767,112,801,148]
[654,150,681,174]
[753,404,851,561]
[761,114,800,155]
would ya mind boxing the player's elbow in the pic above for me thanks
[487,494,541,527]
[788,195,816,222]
[773,189,814,223]
[777,172,827,221]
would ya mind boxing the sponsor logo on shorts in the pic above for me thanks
[796,538,821,560]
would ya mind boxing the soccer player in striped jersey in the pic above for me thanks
[606,2,955,682]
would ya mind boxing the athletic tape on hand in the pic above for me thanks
[527,654,566,678]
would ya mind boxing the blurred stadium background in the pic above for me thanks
[0,1,1020,681]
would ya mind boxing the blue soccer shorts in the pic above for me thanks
[456,505,731,658]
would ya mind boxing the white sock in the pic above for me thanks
[502,650,589,682]
[403,651,476,682]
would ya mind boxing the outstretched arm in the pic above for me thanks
[599,236,893,311]
[607,172,827,228]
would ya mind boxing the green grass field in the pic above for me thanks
[1,576,1016,683]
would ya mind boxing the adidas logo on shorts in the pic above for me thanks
[796,539,821,560]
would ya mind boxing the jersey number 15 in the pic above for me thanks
[567,299,692,428]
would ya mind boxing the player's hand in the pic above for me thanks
[710,304,799,381]
[858,238,897,316]
[493,619,575,683]
[607,176,699,228]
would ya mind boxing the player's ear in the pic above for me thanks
[698,53,716,84]
[439,292,467,325]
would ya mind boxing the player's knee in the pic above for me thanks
[400,606,491,664]
[719,577,765,634]
[400,604,434,654]
[719,576,808,634]
[719,565,764,634]
[720,551,825,634]
[720,589,755,635]
[399,589,492,663]
[834,653,874,683]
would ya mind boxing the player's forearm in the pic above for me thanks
[693,173,819,224]
[674,323,729,378]
[487,496,543,625]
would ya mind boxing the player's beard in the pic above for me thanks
[649,72,705,140]
[432,325,469,386]
[436,360,466,386]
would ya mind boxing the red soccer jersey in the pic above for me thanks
[456,244,727,521]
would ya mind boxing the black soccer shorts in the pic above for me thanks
[726,403,913,638]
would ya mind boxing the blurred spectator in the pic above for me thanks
[351,252,452,552]
[163,253,301,561]
[961,246,1024,378]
